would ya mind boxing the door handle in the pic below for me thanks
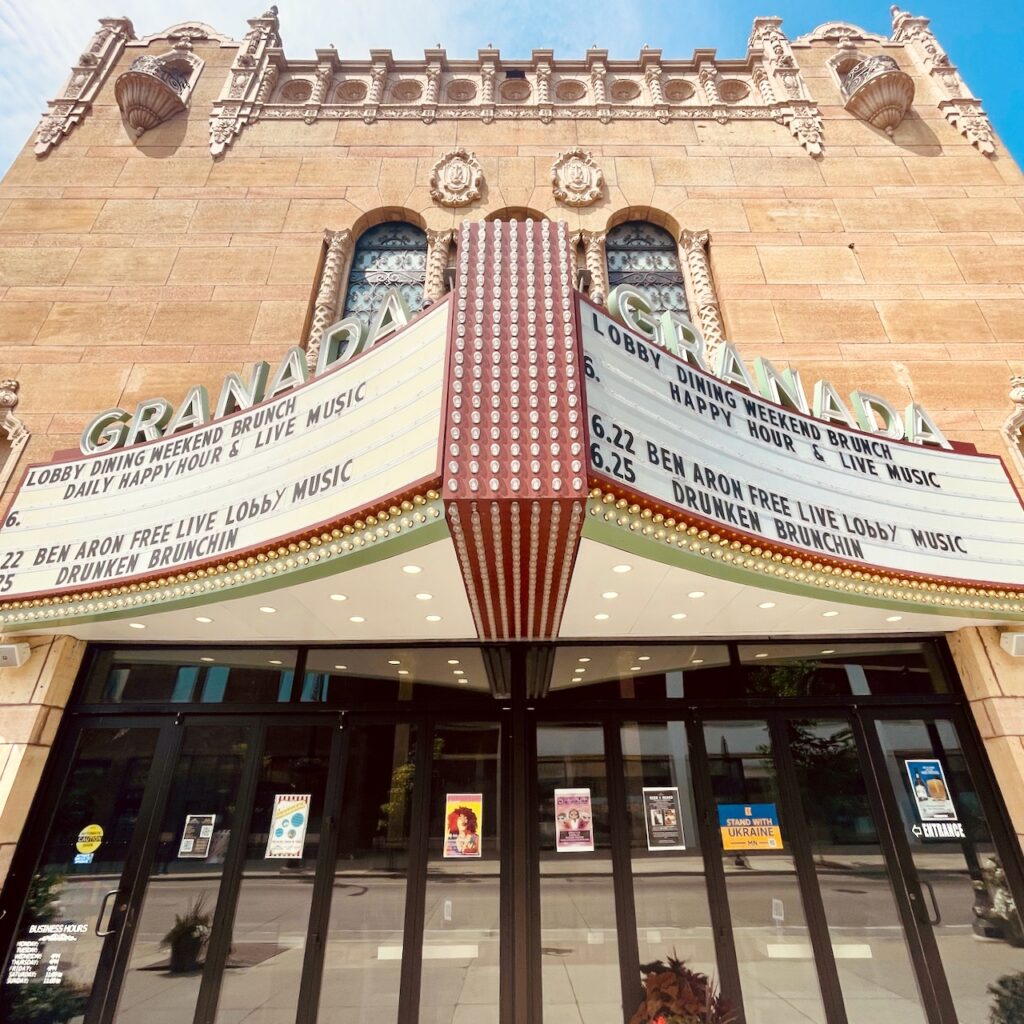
[95,889,121,937]
[919,879,942,925]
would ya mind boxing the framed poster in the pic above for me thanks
[177,814,216,859]
[555,788,594,853]
[265,794,311,859]
[642,787,686,851]
[905,759,958,822]
[444,793,483,858]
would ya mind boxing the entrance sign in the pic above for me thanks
[0,304,447,600]
[178,813,216,859]
[642,787,685,850]
[905,759,958,821]
[718,804,783,850]
[265,794,311,859]
[444,793,483,858]
[555,788,594,852]
[582,303,1024,586]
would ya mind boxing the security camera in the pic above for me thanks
[0,643,31,668]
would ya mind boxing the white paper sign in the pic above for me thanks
[0,304,448,600]
[265,793,311,859]
[581,303,1024,585]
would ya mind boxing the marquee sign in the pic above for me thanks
[0,303,448,601]
[581,301,1024,587]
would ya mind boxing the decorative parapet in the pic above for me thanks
[33,17,135,156]
[305,229,354,371]
[0,381,30,495]
[208,5,282,155]
[678,230,725,354]
[890,5,996,155]
[1002,376,1024,483]
[841,54,915,135]
[211,22,830,156]
[748,18,824,155]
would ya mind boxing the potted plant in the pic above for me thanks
[161,895,211,973]
[629,954,735,1024]
[989,972,1024,1024]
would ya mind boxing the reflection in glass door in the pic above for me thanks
[870,716,1024,1024]
[2,726,160,1024]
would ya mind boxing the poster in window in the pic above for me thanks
[717,804,783,851]
[904,759,958,822]
[177,814,216,859]
[444,793,483,858]
[555,788,594,852]
[265,794,311,859]
[642,787,686,851]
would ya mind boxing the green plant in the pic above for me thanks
[630,953,734,1024]
[161,895,211,972]
[989,971,1024,1023]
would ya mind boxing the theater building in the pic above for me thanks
[4,7,1024,1023]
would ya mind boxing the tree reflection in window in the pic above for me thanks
[342,222,427,329]
[605,220,689,318]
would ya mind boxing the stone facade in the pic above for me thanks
[2,8,1024,865]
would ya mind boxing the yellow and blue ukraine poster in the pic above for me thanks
[718,804,783,850]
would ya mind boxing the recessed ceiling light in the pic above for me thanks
[630,666,641,671]
[398,670,409,676]
[886,615,903,622]
[612,564,632,574]
[578,657,591,663]
[200,656,214,663]
[330,593,347,602]
[259,606,276,614]
[820,649,835,655]
[426,614,442,622]
[415,593,433,601]
[447,659,460,665]
[458,679,469,685]
[576,666,586,672]
[671,612,687,620]
[638,656,650,661]
[758,602,776,610]
[822,610,839,618]
[269,659,283,666]
[402,565,422,574]
[453,669,464,676]
[691,659,704,665]
[334,665,347,671]
[349,615,366,623]
[195,616,212,624]
[572,677,582,683]
[754,653,769,659]
[594,612,610,621]
[688,591,706,599]
[602,591,619,599]
[388,659,401,665]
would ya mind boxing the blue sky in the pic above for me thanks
[0,1,1020,173]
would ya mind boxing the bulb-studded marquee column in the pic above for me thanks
[443,219,588,640]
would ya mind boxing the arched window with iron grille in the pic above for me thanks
[342,222,428,328]
[605,220,689,318]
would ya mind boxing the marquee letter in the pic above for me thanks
[80,408,129,455]
[607,284,657,340]
[754,358,809,414]
[125,398,173,447]
[905,403,952,449]
[851,391,905,441]
[266,347,310,400]
[166,386,211,435]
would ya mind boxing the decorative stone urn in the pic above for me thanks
[114,56,191,136]
[841,54,915,135]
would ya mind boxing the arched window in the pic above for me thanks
[605,221,689,318]
[342,222,428,328]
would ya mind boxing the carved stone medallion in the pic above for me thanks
[429,148,484,207]
[550,148,604,207]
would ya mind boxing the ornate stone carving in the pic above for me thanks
[841,54,915,135]
[785,104,824,156]
[425,229,455,304]
[698,65,720,105]
[430,149,484,208]
[34,17,135,156]
[306,229,354,371]
[795,21,887,45]
[1002,376,1024,483]
[718,79,750,103]
[574,230,609,305]
[115,51,203,136]
[208,5,280,156]
[891,5,996,156]
[679,230,725,353]
[0,381,29,494]
[551,149,603,207]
